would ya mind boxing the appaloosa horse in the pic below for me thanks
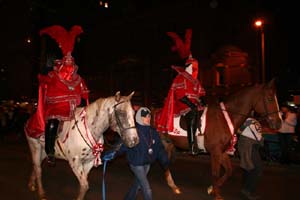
[25,91,139,200]
[155,79,282,200]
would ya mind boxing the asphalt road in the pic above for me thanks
[1,135,300,200]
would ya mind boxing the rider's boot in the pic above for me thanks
[187,112,200,155]
[45,119,59,167]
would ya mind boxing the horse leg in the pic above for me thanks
[217,153,232,186]
[161,136,181,193]
[69,157,93,200]
[165,169,181,194]
[26,136,47,200]
[208,152,233,200]
[208,152,224,200]
[28,168,37,192]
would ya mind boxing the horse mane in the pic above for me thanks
[87,96,115,110]
[222,84,262,103]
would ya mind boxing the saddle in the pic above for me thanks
[179,110,203,134]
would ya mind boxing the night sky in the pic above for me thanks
[0,0,298,101]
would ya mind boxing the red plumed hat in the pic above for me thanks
[40,25,83,57]
[167,28,198,68]
[166,28,192,60]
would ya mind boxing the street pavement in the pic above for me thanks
[1,134,300,200]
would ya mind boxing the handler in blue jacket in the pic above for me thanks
[110,107,170,200]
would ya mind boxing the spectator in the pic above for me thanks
[238,117,264,200]
[104,107,170,200]
[277,104,297,165]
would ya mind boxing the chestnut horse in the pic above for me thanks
[154,79,282,200]
[25,91,139,200]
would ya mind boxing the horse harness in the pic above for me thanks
[220,88,279,123]
[113,100,136,135]
[66,100,136,166]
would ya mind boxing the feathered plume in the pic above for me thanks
[166,29,192,59]
[40,25,83,56]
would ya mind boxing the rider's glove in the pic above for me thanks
[180,96,197,112]
[199,97,206,106]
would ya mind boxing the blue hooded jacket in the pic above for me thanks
[117,123,170,169]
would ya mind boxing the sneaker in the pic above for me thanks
[47,155,56,167]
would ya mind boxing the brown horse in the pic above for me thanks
[154,79,282,200]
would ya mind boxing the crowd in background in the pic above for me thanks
[0,99,35,141]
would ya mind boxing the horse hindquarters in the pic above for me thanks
[26,135,47,199]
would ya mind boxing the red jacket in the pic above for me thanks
[40,71,89,121]
[157,66,205,133]
[25,71,89,137]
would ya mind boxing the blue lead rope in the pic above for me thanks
[101,151,116,200]
[102,160,108,200]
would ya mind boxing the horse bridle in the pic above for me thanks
[220,88,279,121]
[113,100,136,135]
[253,88,280,121]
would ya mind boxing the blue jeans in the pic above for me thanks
[124,164,152,200]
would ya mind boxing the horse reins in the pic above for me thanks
[73,108,104,166]
[219,89,279,123]
[260,91,280,119]
[252,89,280,122]
[102,100,136,200]
[73,101,136,151]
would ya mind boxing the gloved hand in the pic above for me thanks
[180,96,197,111]
[102,150,116,162]
[199,97,206,106]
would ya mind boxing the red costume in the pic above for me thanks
[157,29,206,155]
[157,66,206,133]
[26,25,88,135]
[25,25,89,165]
[39,70,88,121]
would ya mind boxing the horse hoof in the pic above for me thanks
[29,185,36,192]
[207,185,213,195]
[173,187,181,194]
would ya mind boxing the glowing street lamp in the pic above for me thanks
[254,19,265,83]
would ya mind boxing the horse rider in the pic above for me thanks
[157,29,206,155]
[27,25,89,166]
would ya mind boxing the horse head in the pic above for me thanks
[253,78,282,130]
[109,91,139,148]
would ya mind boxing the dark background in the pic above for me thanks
[0,0,298,103]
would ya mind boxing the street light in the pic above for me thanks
[254,19,265,83]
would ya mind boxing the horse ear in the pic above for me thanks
[128,91,135,100]
[115,91,121,102]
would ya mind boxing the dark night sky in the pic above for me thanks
[0,0,299,100]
